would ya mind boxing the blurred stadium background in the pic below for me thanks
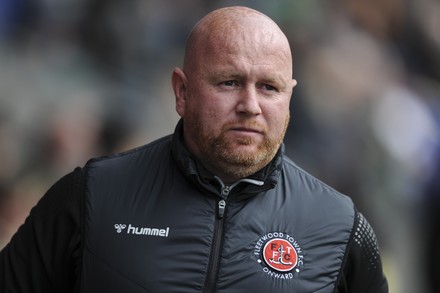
[1,0,439,292]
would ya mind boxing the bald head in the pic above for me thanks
[183,6,293,77]
[172,6,296,181]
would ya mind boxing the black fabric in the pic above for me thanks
[0,122,388,292]
[0,168,83,293]
[335,213,389,293]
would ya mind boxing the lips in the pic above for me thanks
[223,120,267,136]
[230,127,263,134]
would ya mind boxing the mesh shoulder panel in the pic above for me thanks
[353,213,381,271]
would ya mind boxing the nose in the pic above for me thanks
[236,86,262,116]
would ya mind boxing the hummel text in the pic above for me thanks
[125,224,169,237]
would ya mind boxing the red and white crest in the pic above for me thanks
[253,231,304,279]
[263,238,297,272]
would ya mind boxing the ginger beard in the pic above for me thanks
[184,110,290,179]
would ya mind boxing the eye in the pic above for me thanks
[258,83,278,92]
[264,84,277,91]
[222,80,239,87]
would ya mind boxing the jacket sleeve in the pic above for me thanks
[0,168,83,293]
[336,212,389,293]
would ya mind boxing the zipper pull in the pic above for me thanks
[218,199,226,219]
[221,186,230,197]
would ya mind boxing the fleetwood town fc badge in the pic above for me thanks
[254,232,304,279]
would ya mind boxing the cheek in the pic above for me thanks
[265,103,290,125]
[263,106,290,139]
[186,95,226,130]
[193,94,234,122]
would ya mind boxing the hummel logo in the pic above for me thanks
[114,224,126,233]
[114,224,170,237]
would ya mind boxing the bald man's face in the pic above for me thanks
[173,13,296,181]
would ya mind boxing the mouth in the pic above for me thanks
[230,127,263,134]
[229,125,266,136]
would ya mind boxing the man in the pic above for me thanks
[0,6,388,292]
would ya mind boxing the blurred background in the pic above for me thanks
[0,0,439,292]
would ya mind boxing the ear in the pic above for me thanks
[291,79,298,90]
[172,67,188,118]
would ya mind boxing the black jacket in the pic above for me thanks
[0,121,388,292]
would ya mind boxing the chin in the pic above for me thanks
[232,144,260,154]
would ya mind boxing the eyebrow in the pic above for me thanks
[214,72,285,82]
[208,69,289,89]
[207,71,242,83]
[259,76,289,90]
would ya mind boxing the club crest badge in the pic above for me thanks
[254,232,304,279]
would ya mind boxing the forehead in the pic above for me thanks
[207,22,288,55]
[203,54,288,82]
[199,39,292,82]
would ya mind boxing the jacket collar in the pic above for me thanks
[171,119,283,199]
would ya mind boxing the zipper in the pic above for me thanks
[218,183,230,219]
[218,199,226,219]
[203,186,230,293]
[203,177,264,292]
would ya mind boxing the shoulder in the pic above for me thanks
[336,212,389,292]
[31,168,84,219]
[0,168,83,291]
[85,134,173,172]
[281,156,354,211]
[81,134,176,201]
